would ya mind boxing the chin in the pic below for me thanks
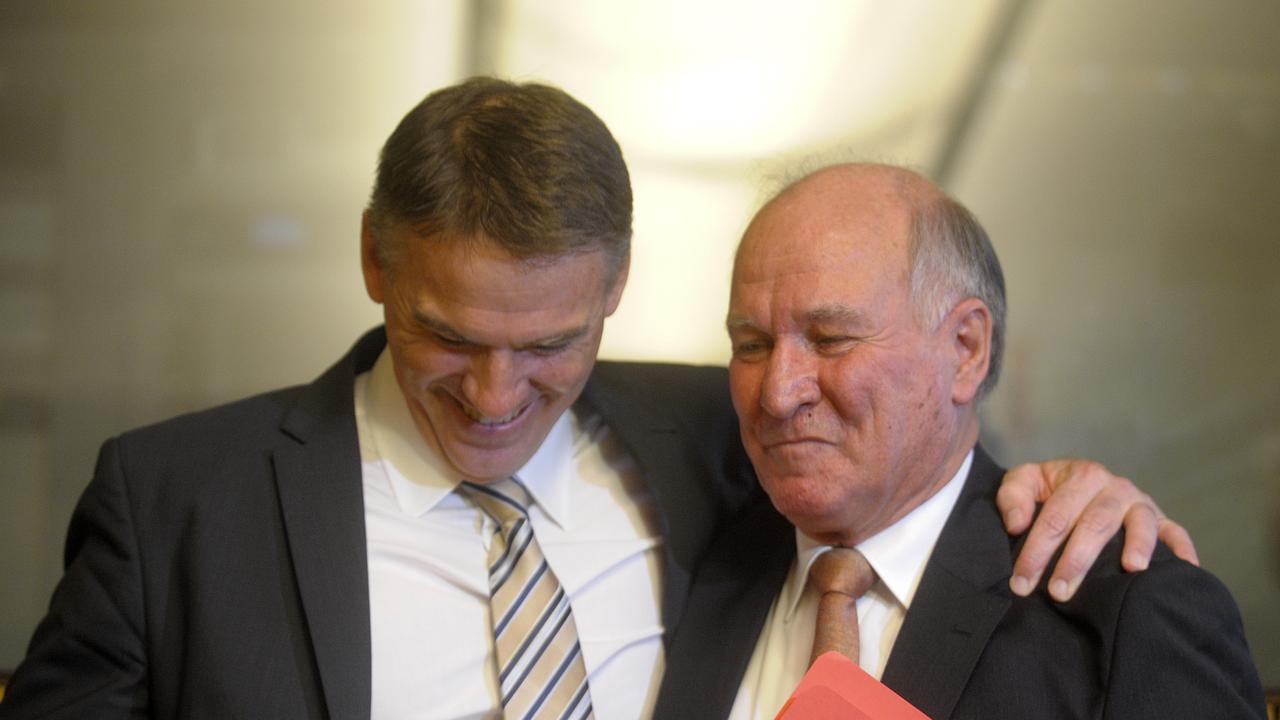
[443,447,530,484]
[778,502,860,545]
[762,476,833,518]
[761,474,864,538]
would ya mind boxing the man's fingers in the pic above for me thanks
[996,463,1053,535]
[1008,495,1077,597]
[1158,518,1200,566]
[1042,491,1128,601]
[1008,460,1115,597]
[1117,503,1159,572]
[1003,456,1196,601]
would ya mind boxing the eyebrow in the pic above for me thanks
[413,310,463,338]
[725,314,760,333]
[805,304,867,326]
[412,310,592,348]
[725,304,868,331]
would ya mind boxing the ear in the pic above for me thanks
[360,211,386,305]
[603,249,630,317]
[943,297,992,405]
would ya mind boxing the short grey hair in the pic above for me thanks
[909,194,1007,400]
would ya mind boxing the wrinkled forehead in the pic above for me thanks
[733,196,913,290]
[735,163,929,269]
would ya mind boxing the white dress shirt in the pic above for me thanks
[356,350,666,719]
[728,451,974,720]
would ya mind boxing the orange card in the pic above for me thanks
[774,652,930,720]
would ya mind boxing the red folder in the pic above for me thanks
[774,652,931,720]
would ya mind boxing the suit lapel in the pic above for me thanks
[651,497,794,720]
[631,423,707,636]
[880,447,1013,720]
[272,329,385,720]
[577,364,721,639]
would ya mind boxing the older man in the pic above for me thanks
[654,163,1265,719]
[1,82,1190,720]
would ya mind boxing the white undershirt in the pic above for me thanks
[357,350,666,719]
[728,450,973,720]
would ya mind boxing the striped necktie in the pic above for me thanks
[460,479,595,720]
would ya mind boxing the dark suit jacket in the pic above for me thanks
[0,328,760,720]
[653,446,1266,720]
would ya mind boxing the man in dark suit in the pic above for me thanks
[0,81,1194,719]
[654,163,1266,719]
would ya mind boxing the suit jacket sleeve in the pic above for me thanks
[1101,556,1266,719]
[0,438,149,719]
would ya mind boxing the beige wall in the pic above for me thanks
[956,0,1280,680]
[1,0,1276,686]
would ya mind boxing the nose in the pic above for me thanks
[758,340,819,419]
[461,350,526,418]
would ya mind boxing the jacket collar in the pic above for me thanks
[273,327,385,720]
[880,445,1014,720]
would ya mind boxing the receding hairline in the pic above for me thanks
[732,159,1006,398]
[766,163,942,213]
[734,162,938,277]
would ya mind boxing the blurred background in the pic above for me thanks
[1,0,1277,687]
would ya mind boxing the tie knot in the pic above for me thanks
[809,547,876,599]
[459,478,532,527]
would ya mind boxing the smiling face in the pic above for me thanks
[362,219,627,483]
[727,166,981,546]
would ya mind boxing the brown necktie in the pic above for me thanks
[808,547,877,666]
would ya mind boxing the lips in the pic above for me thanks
[762,440,834,457]
[751,416,837,449]
[447,393,537,433]
[755,430,835,448]
[461,402,527,426]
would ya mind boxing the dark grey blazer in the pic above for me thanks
[652,446,1267,720]
[0,328,760,720]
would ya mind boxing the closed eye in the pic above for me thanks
[731,338,772,361]
[432,332,468,349]
[811,335,856,354]
[529,341,571,356]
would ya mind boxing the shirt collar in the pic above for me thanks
[782,449,974,621]
[364,348,576,528]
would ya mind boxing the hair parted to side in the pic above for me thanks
[910,194,1007,400]
[366,77,633,279]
